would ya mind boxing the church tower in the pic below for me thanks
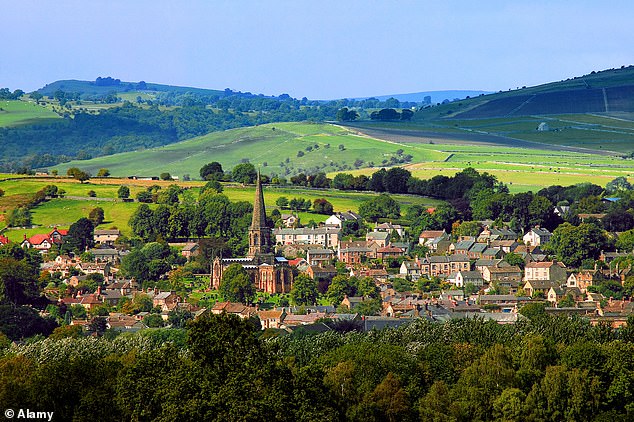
[248,172,274,263]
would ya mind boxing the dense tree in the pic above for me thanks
[335,107,359,121]
[6,207,32,227]
[219,263,255,304]
[383,167,411,194]
[232,163,257,185]
[605,176,632,194]
[96,168,110,177]
[117,185,130,199]
[358,194,400,222]
[65,217,95,252]
[66,167,90,183]
[313,198,334,215]
[545,222,611,267]
[289,274,318,306]
[200,161,224,180]
[88,207,105,226]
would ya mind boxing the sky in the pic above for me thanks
[1,1,633,100]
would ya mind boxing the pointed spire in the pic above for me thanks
[251,170,267,230]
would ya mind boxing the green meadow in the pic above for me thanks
[0,176,441,241]
[52,122,445,178]
[0,100,60,127]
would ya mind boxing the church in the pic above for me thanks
[211,173,293,294]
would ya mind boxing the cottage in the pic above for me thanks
[93,229,121,246]
[419,230,449,248]
[366,231,390,247]
[447,271,485,288]
[274,226,340,248]
[181,243,200,259]
[324,211,361,228]
[375,222,405,238]
[306,248,335,266]
[567,270,597,292]
[523,226,552,246]
[524,260,567,283]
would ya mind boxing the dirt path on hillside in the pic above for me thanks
[341,124,620,157]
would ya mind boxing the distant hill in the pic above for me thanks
[415,66,634,119]
[37,79,226,98]
[355,90,491,104]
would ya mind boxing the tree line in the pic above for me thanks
[1,311,633,421]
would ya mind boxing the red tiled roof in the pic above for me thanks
[28,234,52,245]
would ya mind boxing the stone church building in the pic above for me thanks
[211,174,293,293]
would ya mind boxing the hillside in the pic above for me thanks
[53,122,443,178]
[36,79,225,99]
[51,122,634,194]
[336,67,634,155]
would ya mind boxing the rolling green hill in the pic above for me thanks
[0,100,60,127]
[51,121,634,193]
[53,122,444,178]
[37,79,225,99]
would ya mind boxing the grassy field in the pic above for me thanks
[0,100,60,127]
[52,122,447,179]
[0,176,440,241]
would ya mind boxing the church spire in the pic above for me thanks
[251,170,267,231]
[248,171,272,259]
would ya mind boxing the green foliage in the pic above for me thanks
[219,263,255,304]
[232,162,257,184]
[116,185,130,199]
[358,193,401,222]
[65,217,95,253]
[545,222,611,267]
[290,274,318,306]
[6,206,32,227]
[88,207,105,226]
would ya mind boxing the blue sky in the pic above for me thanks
[1,1,632,99]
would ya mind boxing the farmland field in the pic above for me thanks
[0,100,60,127]
[0,176,440,240]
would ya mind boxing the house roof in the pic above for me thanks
[419,230,446,239]
[27,234,52,245]
[94,229,120,236]
[526,261,566,269]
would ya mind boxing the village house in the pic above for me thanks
[375,245,405,260]
[375,222,405,238]
[523,226,552,246]
[447,270,485,288]
[524,260,567,283]
[366,231,390,247]
[547,286,583,305]
[419,230,449,249]
[400,258,423,280]
[181,243,200,260]
[340,295,367,310]
[481,265,522,284]
[305,264,338,281]
[567,270,597,292]
[451,240,475,256]
[420,255,471,277]
[93,229,120,246]
[211,302,256,319]
[21,233,54,253]
[306,248,335,266]
[257,309,286,329]
[279,213,299,228]
[274,226,340,248]
[524,279,561,298]
[76,262,111,279]
[153,291,181,311]
[324,211,361,228]
[338,246,372,265]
